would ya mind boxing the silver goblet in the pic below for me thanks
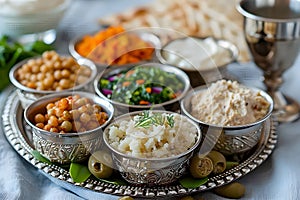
[237,0,300,123]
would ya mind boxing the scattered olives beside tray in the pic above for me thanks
[118,196,134,200]
[214,182,246,199]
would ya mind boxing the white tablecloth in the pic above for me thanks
[1,0,300,199]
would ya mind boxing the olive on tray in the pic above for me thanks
[88,151,113,179]
[189,154,214,178]
[207,150,227,174]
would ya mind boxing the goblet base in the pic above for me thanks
[272,91,300,123]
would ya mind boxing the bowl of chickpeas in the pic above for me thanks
[24,91,114,164]
[9,50,97,109]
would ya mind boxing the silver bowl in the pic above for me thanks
[9,55,97,109]
[24,91,114,164]
[94,63,191,115]
[180,84,273,155]
[68,29,161,71]
[103,110,202,186]
[156,36,239,87]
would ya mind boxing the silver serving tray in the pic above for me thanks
[1,88,278,198]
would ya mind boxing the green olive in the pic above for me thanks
[189,154,214,178]
[180,196,194,200]
[214,182,246,199]
[207,151,226,174]
[118,196,134,200]
[88,150,113,179]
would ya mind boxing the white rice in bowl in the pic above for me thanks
[106,111,199,158]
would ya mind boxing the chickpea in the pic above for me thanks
[22,64,31,73]
[61,69,70,78]
[80,113,91,124]
[55,86,64,91]
[37,73,45,81]
[48,116,59,127]
[31,65,40,73]
[92,113,101,121]
[55,108,64,118]
[77,76,88,84]
[47,108,56,116]
[27,59,36,66]
[58,98,69,110]
[43,124,52,131]
[61,111,71,120]
[43,76,54,88]
[35,123,44,129]
[29,74,37,82]
[78,105,88,114]
[46,103,55,110]
[60,121,72,132]
[54,70,62,80]
[93,104,102,112]
[87,121,99,130]
[59,78,71,89]
[70,110,80,120]
[73,98,86,108]
[26,82,36,89]
[53,61,61,69]
[40,64,49,73]
[34,114,45,124]
[50,127,59,133]
[72,121,82,132]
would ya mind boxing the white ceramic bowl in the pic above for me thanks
[0,0,70,43]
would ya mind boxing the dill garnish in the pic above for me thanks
[135,110,175,128]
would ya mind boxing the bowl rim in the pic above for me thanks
[24,91,114,138]
[9,55,98,94]
[68,29,162,68]
[180,82,274,129]
[94,63,191,109]
[103,110,202,162]
[237,0,300,23]
[156,36,239,72]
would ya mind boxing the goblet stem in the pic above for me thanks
[264,73,300,123]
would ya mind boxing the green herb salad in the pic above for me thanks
[99,66,185,105]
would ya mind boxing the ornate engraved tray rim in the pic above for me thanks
[1,88,278,198]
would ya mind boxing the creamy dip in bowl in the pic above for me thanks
[181,79,273,155]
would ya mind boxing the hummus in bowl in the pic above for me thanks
[181,79,273,155]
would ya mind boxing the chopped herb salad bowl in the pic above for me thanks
[94,63,191,115]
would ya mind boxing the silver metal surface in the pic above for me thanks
[156,36,239,87]
[68,30,162,71]
[180,85,273,155]
[23,91,114,164]
[237,0,300,122]
[102,110,202,186]
[1,89,278,198]
[9,56,97,109]
[94,63,191,115]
